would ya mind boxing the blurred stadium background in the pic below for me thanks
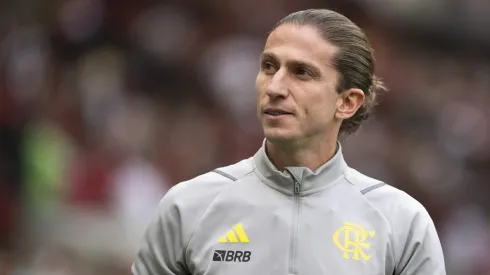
[0,0,489,274]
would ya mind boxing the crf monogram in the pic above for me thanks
[333,222,375,261]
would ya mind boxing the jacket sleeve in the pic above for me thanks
[132,188,189,275]
[395,209,446,275]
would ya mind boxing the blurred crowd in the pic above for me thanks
[0,0,489,274]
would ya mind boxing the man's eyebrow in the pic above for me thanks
[260,52,278,61]
[261,52,319,68]
[289,60,318,70]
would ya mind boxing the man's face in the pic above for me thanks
[256,24,341,144]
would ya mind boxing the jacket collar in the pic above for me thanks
[253,139,348,195]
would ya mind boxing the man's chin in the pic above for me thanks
[263,129,299,144]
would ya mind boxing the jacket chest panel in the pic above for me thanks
[186,196,392,275]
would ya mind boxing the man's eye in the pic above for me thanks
[261,61,276,73]
[295,68,312,77]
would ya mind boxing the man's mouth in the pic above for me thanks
[264,109,294,116]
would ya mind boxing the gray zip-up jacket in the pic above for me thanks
[132,141,446,275]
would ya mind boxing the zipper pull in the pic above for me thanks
[294,181,300,194]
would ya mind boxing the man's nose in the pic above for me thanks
[266,70,288,99]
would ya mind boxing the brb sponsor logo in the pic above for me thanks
[213,250,251,262]
[214,223,251,262]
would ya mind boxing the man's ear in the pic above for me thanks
[335,88,365,120]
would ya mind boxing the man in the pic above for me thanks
[132,9,446,275]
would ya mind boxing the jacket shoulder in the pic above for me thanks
[212,157,255,181]
[159,157,254,225]
[165,157,254,207]
[344,167,427,217]
[344,167,429,222]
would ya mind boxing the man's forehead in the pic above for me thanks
[263,24,338,66]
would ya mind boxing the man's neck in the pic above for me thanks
[265,137,337,172]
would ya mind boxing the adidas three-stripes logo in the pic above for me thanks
[218,224,249,243]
